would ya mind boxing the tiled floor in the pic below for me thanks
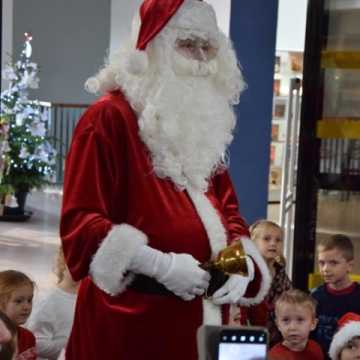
[0,190,62,297]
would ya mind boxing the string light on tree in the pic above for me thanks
[0,32,56,205]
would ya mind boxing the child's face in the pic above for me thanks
[254,225,282,262]
[3,285,33,325]
[340,337,360,360]
[276,303,317,351]
[318,247,353,289]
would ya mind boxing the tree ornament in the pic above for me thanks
[0,33,56,214]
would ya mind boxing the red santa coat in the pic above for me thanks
[60,91,270,360]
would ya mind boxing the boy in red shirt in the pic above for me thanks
[269,289,324,360]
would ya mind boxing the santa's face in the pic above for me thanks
[118,26,242,191]
[171,32,219,78]
[175,36,218,62]
[104,13,244,191]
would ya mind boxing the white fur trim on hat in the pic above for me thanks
[89,224,148,296]
[168,0,219,40]
[84,77,100,93]
[236,237,272,306]
[84,67,118,94]
[125,49,149,76]
[329,322,360,360]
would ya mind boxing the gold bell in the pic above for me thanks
[201,240,248,276]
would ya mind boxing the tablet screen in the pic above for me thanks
[218,329,267,360]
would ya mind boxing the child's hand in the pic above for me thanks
[0,319,11,344]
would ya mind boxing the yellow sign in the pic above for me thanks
[317,120,360,139]
[321,50,360,69]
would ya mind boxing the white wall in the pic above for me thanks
[109,0,232,56]
[110,0,142,55]
[276,0,308,51]
[12,0,110,103]
[1,0,13,91]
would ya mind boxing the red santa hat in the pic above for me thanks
[329,312,360,360]
[126,0,218,75]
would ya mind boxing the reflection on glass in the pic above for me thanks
[316,0,360,276]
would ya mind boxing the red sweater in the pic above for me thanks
[17,326,37,360]
[269,339,324,360]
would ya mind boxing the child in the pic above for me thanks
[329,312,360,360]
[311,234,360,356]
[28,246,79,360]
[269,289,324,359]
[0,311,18,360]
[231,220,292,345]
[0,270,37,360]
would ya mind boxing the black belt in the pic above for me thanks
[129,270,228,297]
[129,275,174,296]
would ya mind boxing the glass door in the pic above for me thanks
[293,0,360,289]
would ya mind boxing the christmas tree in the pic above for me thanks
[0,33,56,213]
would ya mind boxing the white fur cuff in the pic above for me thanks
[89,224,148,296]
[237,237,272,306]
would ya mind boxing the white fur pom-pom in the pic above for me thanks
[84,77,100,93]
[125,49,149,76]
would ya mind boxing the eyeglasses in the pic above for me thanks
[175,37,218,61]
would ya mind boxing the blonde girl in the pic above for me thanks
[28,246,79,360]
[0,270,37,360]
[250,220,292,345]
[250,220,286,277]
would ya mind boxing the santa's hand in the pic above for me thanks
[211,256,255,305]
[158,253,210,300]
[129,246,210,300]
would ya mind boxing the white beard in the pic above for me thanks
[89,28,244,193]
[138,68,236,192]
[171,50,219,78]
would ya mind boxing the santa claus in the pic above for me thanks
[60,0,271,359]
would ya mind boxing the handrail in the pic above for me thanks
[39,102,89,184]
[279,78,302,279]
[51,103,90,108]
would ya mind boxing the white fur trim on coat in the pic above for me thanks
[186,187,227,324]
[186,188,271,319]
[186,187,227,258]
[89,224,148,296]
[237,237,271,306]
[329,322,360,360]
[203,299,222,325]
